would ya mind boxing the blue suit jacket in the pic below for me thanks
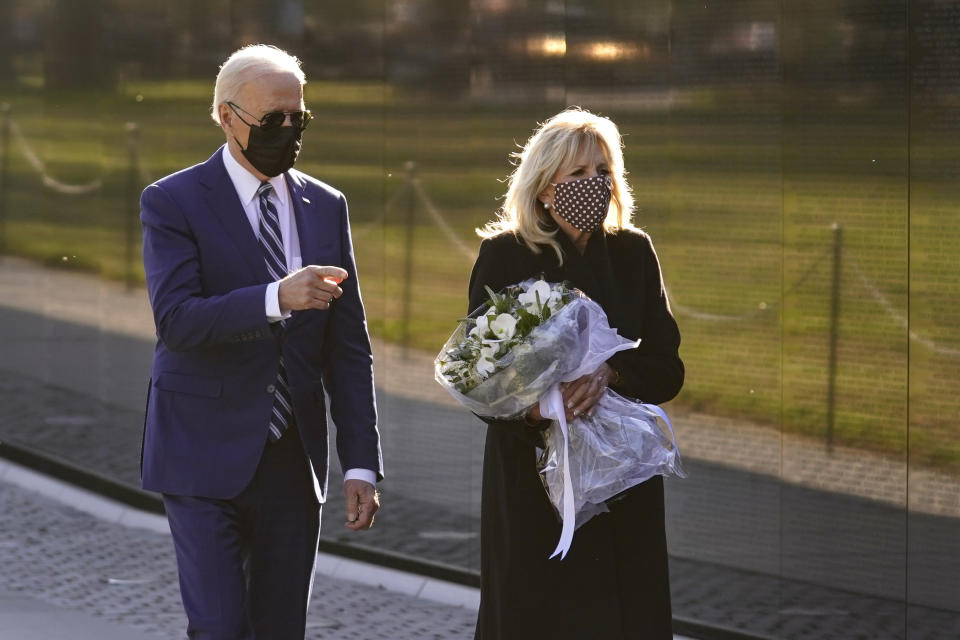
[140,147,383,501]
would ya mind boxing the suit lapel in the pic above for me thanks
[286,170,324,267]
[285,170,339,331]
[200,148,269,282]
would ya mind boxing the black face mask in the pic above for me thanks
[234,124,302,177]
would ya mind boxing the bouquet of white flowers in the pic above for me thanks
[435,278,685,559]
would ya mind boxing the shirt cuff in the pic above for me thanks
[265,281,291,323]
[344,468,377,486]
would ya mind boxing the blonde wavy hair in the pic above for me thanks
[478,107,635,264]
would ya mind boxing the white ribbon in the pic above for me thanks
[539,387,679,560]
[539,383,575,560]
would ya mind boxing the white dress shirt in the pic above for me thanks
[221,146,376,487]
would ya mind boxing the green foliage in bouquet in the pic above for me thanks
[437,279,573,394]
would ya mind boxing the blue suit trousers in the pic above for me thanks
[163,425,321,640]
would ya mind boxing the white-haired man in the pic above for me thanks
[140,44,383,639]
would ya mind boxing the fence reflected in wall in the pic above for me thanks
[0,1,958,638]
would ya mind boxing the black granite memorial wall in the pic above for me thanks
[0,1,957,637]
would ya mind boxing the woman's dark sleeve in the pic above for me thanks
[468,237,509,315]
[467,237,550,441]
[607,234,685,404]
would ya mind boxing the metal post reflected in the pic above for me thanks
[401,161,417,358]
[826,222,842,452]
[124,122,140,290]
[0,103,10,256]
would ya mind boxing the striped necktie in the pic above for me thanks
[257,181,294,442]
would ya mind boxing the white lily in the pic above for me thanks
[518,280,552,314]
[476,344,498,378]
[470,314,491,339]
[490,313,517,340]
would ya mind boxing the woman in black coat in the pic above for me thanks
[469,108,684,639]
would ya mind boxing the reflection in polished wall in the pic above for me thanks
[0,1,958,638]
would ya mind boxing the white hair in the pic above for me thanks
[211,44,306,125]
[478,107,635,265]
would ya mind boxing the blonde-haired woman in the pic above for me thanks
[469,108,684,639]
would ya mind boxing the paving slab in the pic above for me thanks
[0,591,162,640]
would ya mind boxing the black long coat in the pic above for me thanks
[468,226,684,640]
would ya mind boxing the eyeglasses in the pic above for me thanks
[226,101,312,131]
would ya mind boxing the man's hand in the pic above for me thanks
[344,479,379,531]
[278,266,348,312]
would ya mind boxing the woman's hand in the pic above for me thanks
[526,403,543,422]
[525,363,619,425]
[560,363,618,421]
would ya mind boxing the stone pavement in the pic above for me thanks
[0,460,480,640]
[2,256,960,638]
[0,458,703,640]
[0,591,160,640]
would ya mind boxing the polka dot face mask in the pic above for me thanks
[550,175,612,232]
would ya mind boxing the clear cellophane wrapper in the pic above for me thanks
[435,283,685,545]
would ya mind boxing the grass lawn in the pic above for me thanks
[1,77,957,470]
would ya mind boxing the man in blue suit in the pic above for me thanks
[140,44,383,639]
